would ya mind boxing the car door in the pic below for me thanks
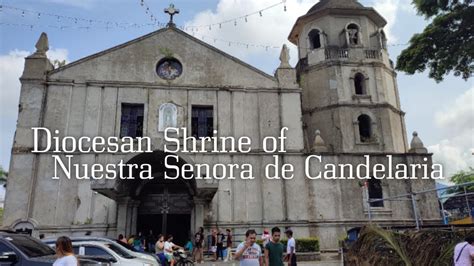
[0,242,21,266]
[74,244,118,265]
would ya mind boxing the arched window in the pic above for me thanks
[358,115,372,142]
[368,179,384,207]
[354,73,366,95]
[380,30,387,49]
[347,23,360,45]
[308,29,321,49]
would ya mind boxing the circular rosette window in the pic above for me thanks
[156,58,183,80]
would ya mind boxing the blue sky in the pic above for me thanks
[0,0,472,178]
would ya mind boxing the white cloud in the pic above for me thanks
[0,48,68,168]
[0,50,30,119]
[183,0,315,69]
[48,48,69,64]
[0,48,68,118]
[372,0,399,43]
[397,0,416,14]
[372,0,417,44]
[436,87,474,132]
[184,0,404,70]
[428,87,474,178]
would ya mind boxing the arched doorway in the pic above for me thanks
[136,177,193,245]
[91,150,218,244]
[106,150,209,246]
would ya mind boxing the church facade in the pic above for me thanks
[3,0,440,249]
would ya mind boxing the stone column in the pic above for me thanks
[130,200,140,235]
[193,197,206,232]
[125,205,133,236]
[116,197,131,237]
[3,33,54,227]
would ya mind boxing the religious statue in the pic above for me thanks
[348,28,359,45]
[158,103,178,132]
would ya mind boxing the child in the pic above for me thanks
[185,238,193,255]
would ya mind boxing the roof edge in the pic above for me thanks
[48,27,277,83]
[171,27,277,82]
[288,7,387,44]
[48,27,169,75]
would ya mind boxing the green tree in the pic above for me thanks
[0,165,7,183]
[447,167,474,193]
[396,0,473,82]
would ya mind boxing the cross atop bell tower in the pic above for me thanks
[164,4,180,27]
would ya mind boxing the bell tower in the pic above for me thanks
[289,0,409,153]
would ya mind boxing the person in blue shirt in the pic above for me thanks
[184,238,194,255]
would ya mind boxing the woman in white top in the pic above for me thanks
[262,229,271,247]
[53,236,78,266]
[164,234,184,266]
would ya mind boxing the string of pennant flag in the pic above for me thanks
[138,0,166,27]
[182,0,287,30]
[0,0,288,31]
[0,4,156,29]
[0,21,282,50]
[0,3,409,51]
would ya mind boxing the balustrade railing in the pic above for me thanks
[322,48,382,60]
[324,48,349,59]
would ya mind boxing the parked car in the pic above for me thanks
[44,240,157,266]
[43,236,158,265]
[0,231,108,265]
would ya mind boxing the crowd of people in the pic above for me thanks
[114,226,297,266]
[190,227,234,263]
[118,231,184,266]
[191,226,297,266]
[233,227,297,266]
[48,231,474,266]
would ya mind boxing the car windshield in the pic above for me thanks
[114,240,135,251]
[4,235,55,258]
[104,243,135,259]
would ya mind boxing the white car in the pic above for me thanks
[43,236,157,264]
[45,240,158,266]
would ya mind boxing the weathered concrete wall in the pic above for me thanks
[3,16,440,252]
[298,14,384,59]
[49,28,277,89]
[3,27,301,235]
[7,85,303,227]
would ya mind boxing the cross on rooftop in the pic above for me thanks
[164,4,179,27]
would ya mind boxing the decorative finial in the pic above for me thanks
[312,130,328,152]
[279,44,291,68]
[164,4,180,27]
[34,32,49,56]
[409,131,427,153]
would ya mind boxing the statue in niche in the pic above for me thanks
[348,29,359,45]
[158,103,177,132]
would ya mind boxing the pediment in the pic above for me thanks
[49,27,277,89]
